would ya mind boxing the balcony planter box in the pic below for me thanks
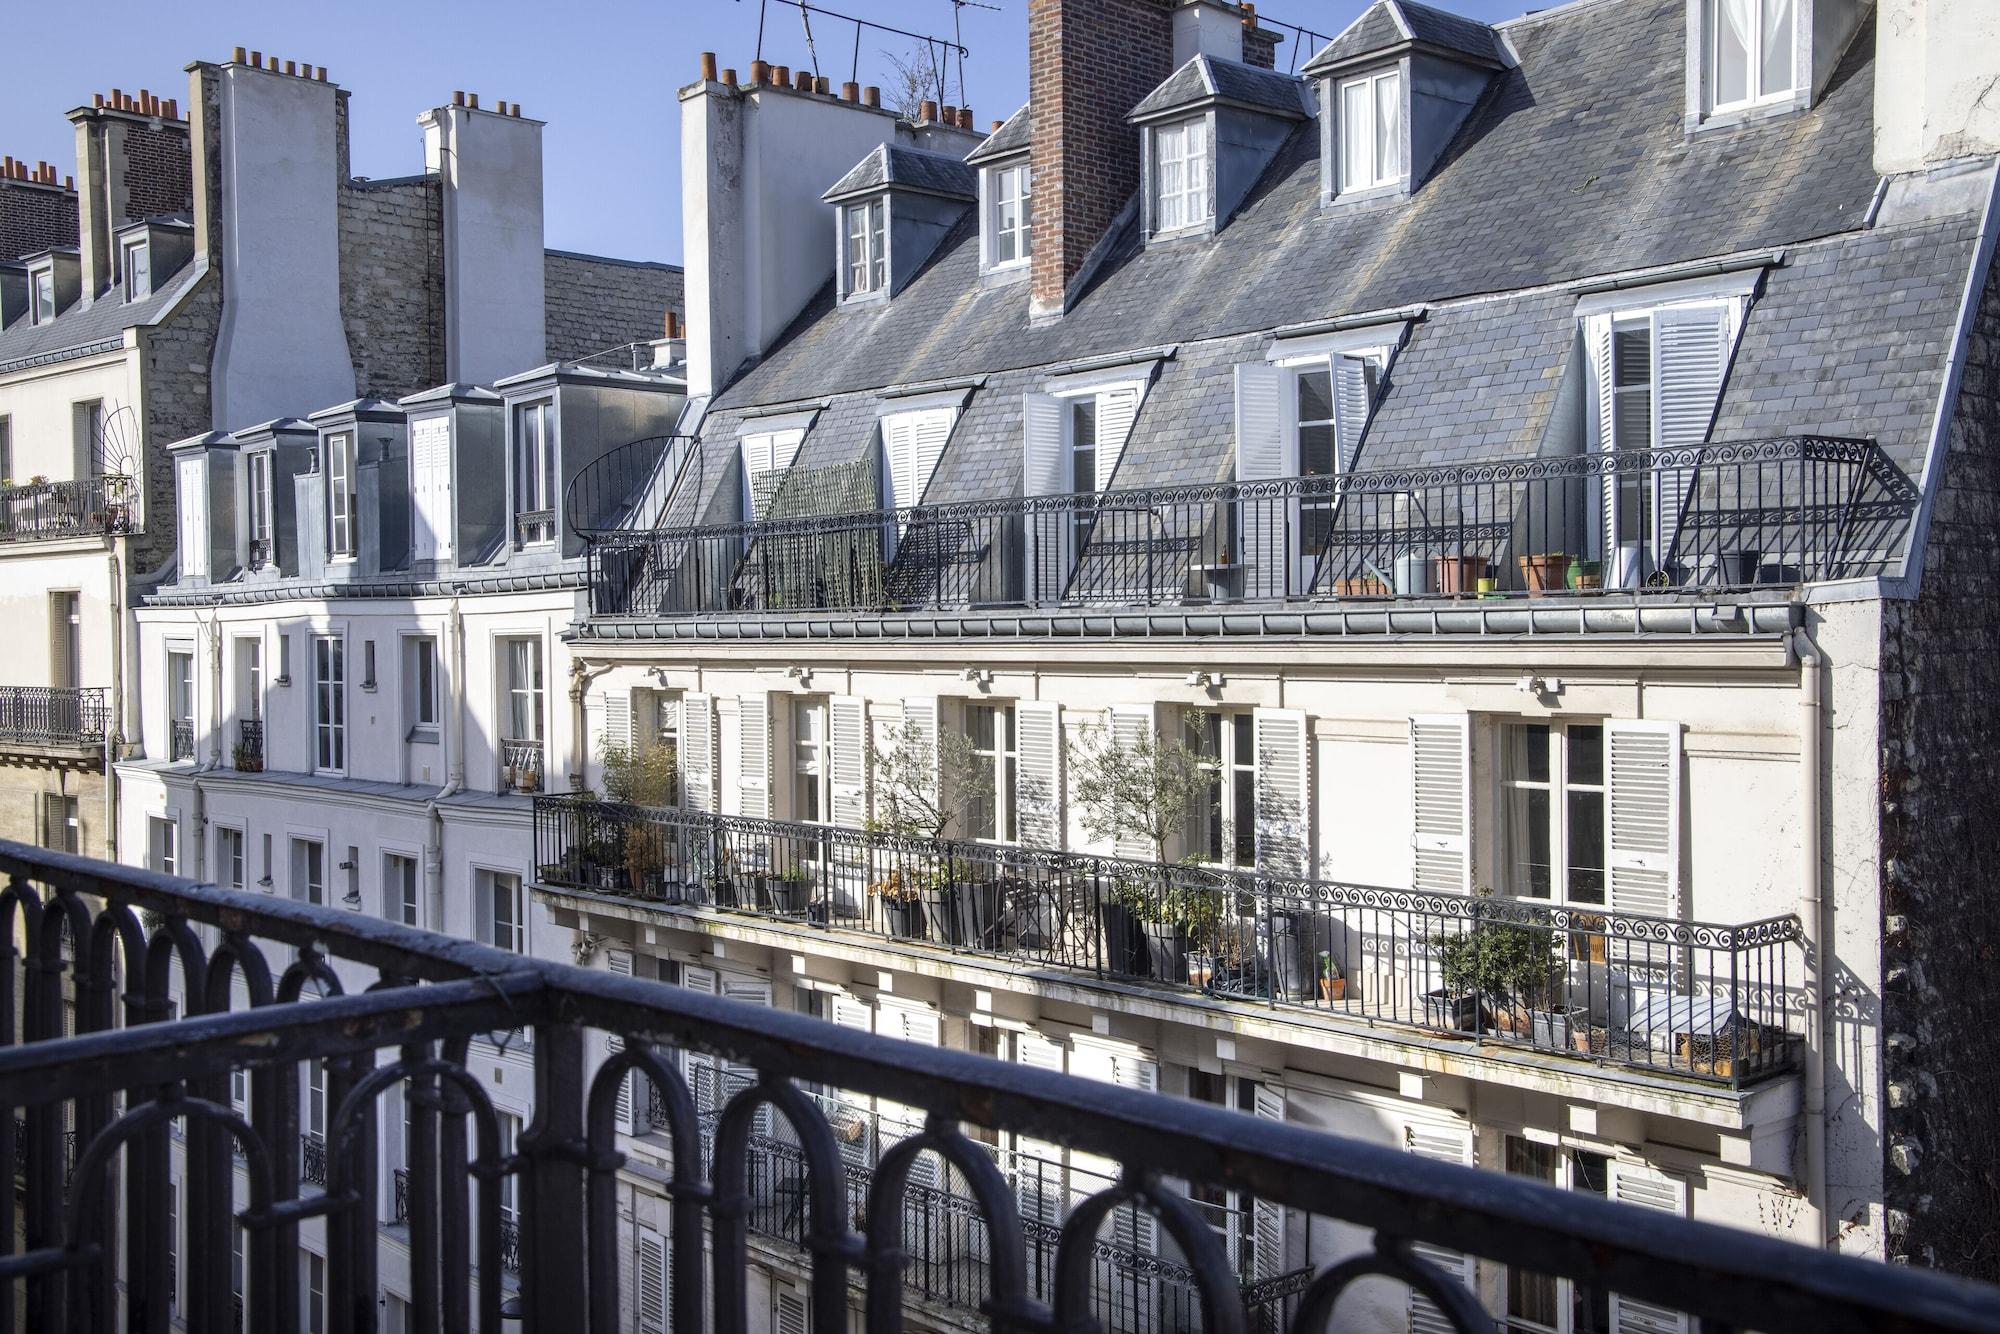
[1723,550,1762,585]
[591,864,629,892]
[1517,553,1572,597]
[1531,1005,1587,1050]
[940,877,1003,949]
[1422,989,1481,1032]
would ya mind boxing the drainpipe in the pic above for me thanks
[105,551,123,862]
[190,778,208,880]
[424,597,467,930]
[568,657,613,793]
[1791,624,1829,1247]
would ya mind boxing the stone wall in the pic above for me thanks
[339,177,445,400]
[0,761,107,861]
[1879,243,2000,1281]
[135,273,220,571]
[544,250,683,363]
[0,180,79,261]
[120,119,193,222]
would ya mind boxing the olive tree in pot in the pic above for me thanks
[1427,914,1563,1038]
[868,717,996,945]
[600,739,680,898]
[1067,714,1209,982]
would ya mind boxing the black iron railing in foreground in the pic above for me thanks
[585,436,1917,619]
[0,475,134,544]
[535,798,1801,1088]
[0,686,109,749]
[1,841,1996,1334]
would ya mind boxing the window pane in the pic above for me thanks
[1715,0,1753,106]
[1505,723,1551,784]
[1569,724,1603,787]
[1760,0,1794,96]
[1374,72,1403,180]
[1567,788,1606,904]
[1298,424,1338,478]
[1340,81,1370,190]
[1295,368,1334,424]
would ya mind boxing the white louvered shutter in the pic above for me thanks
[1652,303,1729,566]
[829,695,869,828]
[1253,708,1310,876]
[1589,315,1620,560]
[1092,386,1141,491]
[1251,1083,1287,1280]
[635,1225,668,1334]
[772,1287,807,1334]
[1405,1122,1477,1334]
[1015,701,1064,850]
[879,1000,944,1231]
[178,458,208,579]
[1234,362,1291,596]
[681,965,719,1117]
[828,994,876,1165]
[1023,392,1067,600]
[882,406,955,509]
[1072,1039,1161,1327]
[1013,1033,1068,1226]
[411,416,453,562]
[1606,1162,1691,1334]
[901,698,941,819]
[737,693,771,820]
[721,977,772,1134]
[1334,354,1381,473]
[681,693,715,813]
[882,415,914,510]
[1409,716,1472,894]
[1605,721,1683,919]
[605,950,639,1132]
[602,691,632,753]
[1107,705,1157,861]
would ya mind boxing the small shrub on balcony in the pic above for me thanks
[600,739,678,808]
[1066,712,1207,865]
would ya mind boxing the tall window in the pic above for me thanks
[514,400,556,544]
[75,400,104,475]
[326,432,356,559]
[217,826,245,891]
[480,870,524,953]
[501,637,543,744]
[740,428,804,521]
[1709,0,1795,112]
[843,199,887,296]
[406,636,439,732]
[1152,118,1209,232]
[304,1251,325,1334]
[966,703,1017,842]
[122,238,151,300]
[1184,710,1255,867]
[167,648,194,760]
[305,1058,327,1138]
[987,162,1033,268]
[292,838,325,906]
[1337,69,1404,192]
[1504,1137,1610,1334]
[313,635,345,773]
[148,816,179,875]
[31,269,55,324]
[238,638,263,723]
[247,451,273,564]
[0,415,12,481]
[41,794,79,853]
[791,696,828,824]
[386,852,420,927]
[50,591,79,691]
[1607,318,1658,563]
[1498,722,1606,905]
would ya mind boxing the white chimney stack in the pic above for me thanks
[1874,0,2000,174]
[420,101,547,384]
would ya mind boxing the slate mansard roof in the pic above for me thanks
[684,0,1987,528]
[823,144,978,205]
[1128,56,1312,124]
[1306,0,1509,74]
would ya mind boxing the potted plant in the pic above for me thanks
[1723,549,1762,586]
[231,740,262,773]
[869,868,928,940]
[768,861,814,914]
[1517,551,1573,596]
[1318,951,1346,1002]
[868,716,997,940]
[1429,915,1563,1038]
[1569,558,1603,592]
[1116,870,1224,984]
[1433,552,1488,596]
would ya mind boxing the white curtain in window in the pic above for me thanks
[1374,71,1403,181]
[1716,0,1755,105]
[1340,80,1370,191]
[1760,0,1795,97]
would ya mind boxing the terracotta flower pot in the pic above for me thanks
[1433,555,1488,596]
[1517,553,1573,597]
[1319,976,1346,1002]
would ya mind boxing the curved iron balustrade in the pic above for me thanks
[562,434,703,542]
[0,839,1995,1334]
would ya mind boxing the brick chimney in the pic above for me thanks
[0,165,79,263]
[66,90,192,300]
[1028,0,1176,319]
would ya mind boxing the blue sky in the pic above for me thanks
[3,0,1530,263]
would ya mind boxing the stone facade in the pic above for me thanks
[134,272,219,568]
[1879,243,2000,1280]
[0,761,106,860]
[0,178,79,261]
[543,250,683,363]
[339,177,446,399]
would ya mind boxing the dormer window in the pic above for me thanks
[985,163,1033,270]
[842,200,887,298]
[1151,118,1210,233]
[1336,69,1404,193]
[326,432,357,560]
[1706,0,1796,114]
[30,270,55,325]
[121,238,151,301]
[514,399,557,546]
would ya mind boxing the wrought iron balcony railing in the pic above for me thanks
[535,798,1803,1087]
[235,718,263,772]
[247,537,271,571]
[300,1132,326,1187]
[516,508,557,547]
[393,1165,410,1224]
[2,840,1995,1334]
[0,474,134,544]
[584,436,1917,619]
[169,718,194,762]
[502,737,545,794]
[0,686,109,750]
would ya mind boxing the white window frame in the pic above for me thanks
[384,850,421,927]
[1183,707,1256,868]
[325,432,357,560]
[842,198,888,297]
[30,268,55,325]
[1151,117,1210,234]
[1705,0,1797,115]
[1335,67,1405,194]
[514,398,557,544]
[983,160,1033,270]
[216,824,246,892]
[121,237,151,300]
[247,450,273,563]
[791,695,830,825]
[479,868,525,953]
[405,634,440,736]
[965,701,1018,844]
[312,633,346,775]
[149,814,179,875]
[292,836,326,906]
[166,647,195,738]
[1501,1135,1613,1334]
[1496,718,1608,908]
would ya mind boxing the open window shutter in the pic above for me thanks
[1605,721,1683,919]
[903,697,941,817]
[1092,386,1141,491]
[1253,708,1311,876]
[828,994,876,1165]
[602,691,632,752]
[829,695,869,828]
[605,950,638,1132]
[721,978,773,1134]
[910,408,953,505]
[1334,354,1381,473]
[737,693,770,820]
[881,416,914,509]
[635,1225,668,1334]
[178,458,208,579]
[1235,362,1291,596]
[771,1287,807,1334]
[1409,716,1472,894]
[1589,315,1620,559]
[1251,1083,1287,1280]
[681,694,715,812]
[1072,1039,1161,1324]
[1015,701,1064,850]
[682,966,719,1115]
[879,1000,943,1197]
[1023,392,1067,600]
[1606,1162,1691,1334]
[1108,705,1157,861]
[1013,1033,1068,1226]
[1652,303,1729,566]
[411,416,452,562]
[1404,1123,1476,1334]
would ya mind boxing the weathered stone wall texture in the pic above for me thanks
[338,178,445,400]
[544,251,683,364]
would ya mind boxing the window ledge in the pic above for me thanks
[406,725,441,744]
[978,259,1033,288]
[1687,91,1809,136]
[839,287,890,309]
[1148,220,1215,246]
[1322,181,1409,212]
